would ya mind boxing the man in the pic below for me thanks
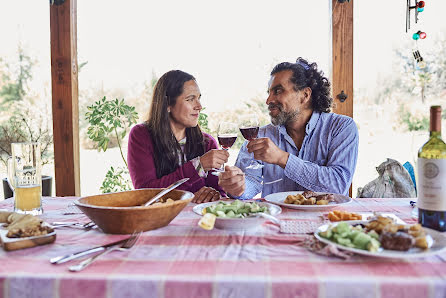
[218,57,359,198]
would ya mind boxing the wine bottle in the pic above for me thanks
[417,105,446,231]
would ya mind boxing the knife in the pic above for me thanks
[50,237,131,264]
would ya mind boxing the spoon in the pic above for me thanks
[143,178,190,206]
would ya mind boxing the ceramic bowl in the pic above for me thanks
[74,188,194,234]
[193,201,282,230]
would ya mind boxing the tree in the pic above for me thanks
[0,45,34,107]
[368,35,446,131]
[0,47,53,172]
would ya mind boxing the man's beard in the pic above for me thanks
[269,103,300,126]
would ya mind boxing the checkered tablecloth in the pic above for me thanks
[0,197,445,298]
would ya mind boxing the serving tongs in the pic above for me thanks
[51,221,96,230]
[143,178,189,207]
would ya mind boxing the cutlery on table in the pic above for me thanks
[50,234,138,264]
[69,232,141,272]
[51,221,96,229]
[143,178,189,206]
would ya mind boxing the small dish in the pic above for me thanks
[264,191,352,210]
[193,201,281,230]
[0,222,56,251]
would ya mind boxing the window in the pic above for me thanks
[353,1,446,196]
[0,1,53,200]
[77,0,330,195]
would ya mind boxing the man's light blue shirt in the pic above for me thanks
[235,111,359,198]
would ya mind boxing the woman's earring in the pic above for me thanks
[167,108,171,113]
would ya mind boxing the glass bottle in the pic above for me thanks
[417,105,446,231]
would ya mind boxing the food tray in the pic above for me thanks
[0,223,56,251]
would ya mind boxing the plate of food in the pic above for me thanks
[264,190,351,210]
[0,211,56,251]
[193,200,281,230]
[314,215,446,258]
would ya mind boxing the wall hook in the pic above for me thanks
[337,90,348,103]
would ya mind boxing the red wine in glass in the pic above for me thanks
[218,134,237,149]
[212,122,238,173]
[239,126,259,141]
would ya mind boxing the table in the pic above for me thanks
[1,197,445,298]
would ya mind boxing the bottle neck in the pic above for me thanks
[430,130,442,138]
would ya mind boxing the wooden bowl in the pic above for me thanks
[74,188,194,234]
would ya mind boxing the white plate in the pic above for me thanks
[264,191,352,210]
[193,201,281,230]
[314,221,446,258]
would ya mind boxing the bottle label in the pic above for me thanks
[418,158,446,211]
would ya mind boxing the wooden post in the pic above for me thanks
[49,0,80,196]
[331,0,353,196]
[331,0,353,118]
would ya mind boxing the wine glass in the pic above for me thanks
[212,121,238,172]
[239,114,263,170]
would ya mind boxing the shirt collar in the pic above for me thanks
[277,111,321,137]
[306,111,321,135]
[178,137,186,146]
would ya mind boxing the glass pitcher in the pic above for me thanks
[7,142,43,215]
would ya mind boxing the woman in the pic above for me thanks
[127,70,228,203]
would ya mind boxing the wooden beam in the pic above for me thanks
[331,0,353,118]
[49,0,80,196]
[331,0,353,196]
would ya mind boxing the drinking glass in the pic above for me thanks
[7,142,43,215]
[239,114,263,170]
[213,121,238,172]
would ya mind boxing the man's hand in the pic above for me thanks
[193,186,221,204]
[218,165,245,197]
[246,137,289,168]
[200,149,229,172]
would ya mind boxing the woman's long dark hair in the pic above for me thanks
[146,70,206,178]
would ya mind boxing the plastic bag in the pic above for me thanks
[356,158,416,198]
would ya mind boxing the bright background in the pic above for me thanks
[1,0,446,199]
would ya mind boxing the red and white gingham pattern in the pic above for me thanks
[0,197,445,298]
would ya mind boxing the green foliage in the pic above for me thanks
[0,46,34,106]
[198,108,210,133]
[85,96,138,193]
[0,111,53,168]
[0,47,53,171]
[86,96,138,154]
[399,106,429,131]
[100,166,132,194]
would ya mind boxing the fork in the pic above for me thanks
[68,231,141,272]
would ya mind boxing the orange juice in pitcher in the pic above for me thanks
[8,142,43,215]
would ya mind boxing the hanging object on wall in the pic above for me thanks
[412,30,427,40]
[413,50,426,69]
[406,0,426,32]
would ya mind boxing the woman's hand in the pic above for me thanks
[199,149,229,172]
[193,186,221,204]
